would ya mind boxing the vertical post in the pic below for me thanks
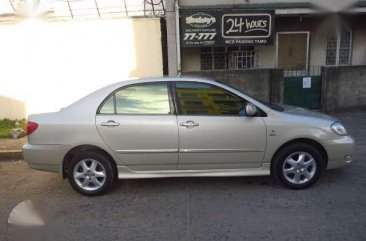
[66,0,74,19]
[161,0,165,14]
[306,31,310,74]
[123,0,128,16]
[151,0,155,16]
[94,0,101,17]
[175,0,181,75]
[334,14,341,66]
[143,0,146,16]
[165,0,178,76]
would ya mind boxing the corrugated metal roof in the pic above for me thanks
[180,2,319,10]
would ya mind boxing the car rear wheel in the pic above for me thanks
[272,143,325,189]
[67,151,116,196]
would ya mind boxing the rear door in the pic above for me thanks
[174,81,267,170]
[96,82,179,171]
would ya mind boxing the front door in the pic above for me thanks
[174,82,266,170]
[96,82,179,171]
[277,33,308,70]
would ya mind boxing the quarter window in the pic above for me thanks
[99,95,114,114]
[175,82,246,116]
[99,83,171,115]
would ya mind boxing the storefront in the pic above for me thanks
[178,3,366,73]
[180,8,275,71]
[161,1,366,110]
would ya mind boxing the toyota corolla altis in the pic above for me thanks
[23,77,354,195]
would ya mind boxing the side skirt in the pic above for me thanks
[117,164,271,179]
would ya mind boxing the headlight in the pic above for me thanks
[331,122,348,136]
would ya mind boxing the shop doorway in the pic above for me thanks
[277,32,321,109]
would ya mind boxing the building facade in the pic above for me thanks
[165,0,366,111]
[166,0,366,74]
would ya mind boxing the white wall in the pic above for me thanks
[0,18,163,116]
[0,96,26,120]
[352,27,366,65]
[310,26,366,66]
[309,27,327,67]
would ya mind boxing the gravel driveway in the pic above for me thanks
[0,111,365,241]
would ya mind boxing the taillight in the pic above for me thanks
[27,122,38,136]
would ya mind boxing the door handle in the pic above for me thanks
[179,121,199,129]
[101,120,120,127]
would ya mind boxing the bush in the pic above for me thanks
[0,118,26,138]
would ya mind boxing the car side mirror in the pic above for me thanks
[245,103,257,117]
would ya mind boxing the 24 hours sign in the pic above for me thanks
[181,10,274,47]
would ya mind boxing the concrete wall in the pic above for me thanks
[0,17,163,115]
[256,45,276,68]
[182,69,283,103]
[322,66,366,112]
[0,96,26,120]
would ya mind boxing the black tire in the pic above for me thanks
[272,142,325,189]
[67,151,116,196]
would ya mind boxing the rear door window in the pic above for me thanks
[99,83,171,115]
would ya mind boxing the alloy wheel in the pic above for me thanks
[73,159,107,191]
[282,151,317,185]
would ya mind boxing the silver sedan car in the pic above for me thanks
[23,77,354,195]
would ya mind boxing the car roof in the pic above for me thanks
[114,76,218,85]
[100,76,220,94]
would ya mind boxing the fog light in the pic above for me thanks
[344,155,352,164]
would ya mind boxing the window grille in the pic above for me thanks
[228,51,255,70]
[326,28,352,66]
[200,47,256,71]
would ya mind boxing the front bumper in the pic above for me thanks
[23,144,70,173]
[323,135,355,169]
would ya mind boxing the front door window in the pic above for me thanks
[175,82,247,116]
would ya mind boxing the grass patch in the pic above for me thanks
[0,119,26,138]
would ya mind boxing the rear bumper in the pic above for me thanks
[23,144,70,173]
[323,136,355,169]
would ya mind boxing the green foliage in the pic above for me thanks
[0,118,26,138]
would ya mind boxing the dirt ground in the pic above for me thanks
[0,137,27,151]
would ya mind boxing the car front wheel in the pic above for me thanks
[67,151,116,196]
[272,143,325,189]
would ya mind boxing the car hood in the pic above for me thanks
[279,104,337,122]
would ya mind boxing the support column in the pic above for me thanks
[165,0,178,76]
